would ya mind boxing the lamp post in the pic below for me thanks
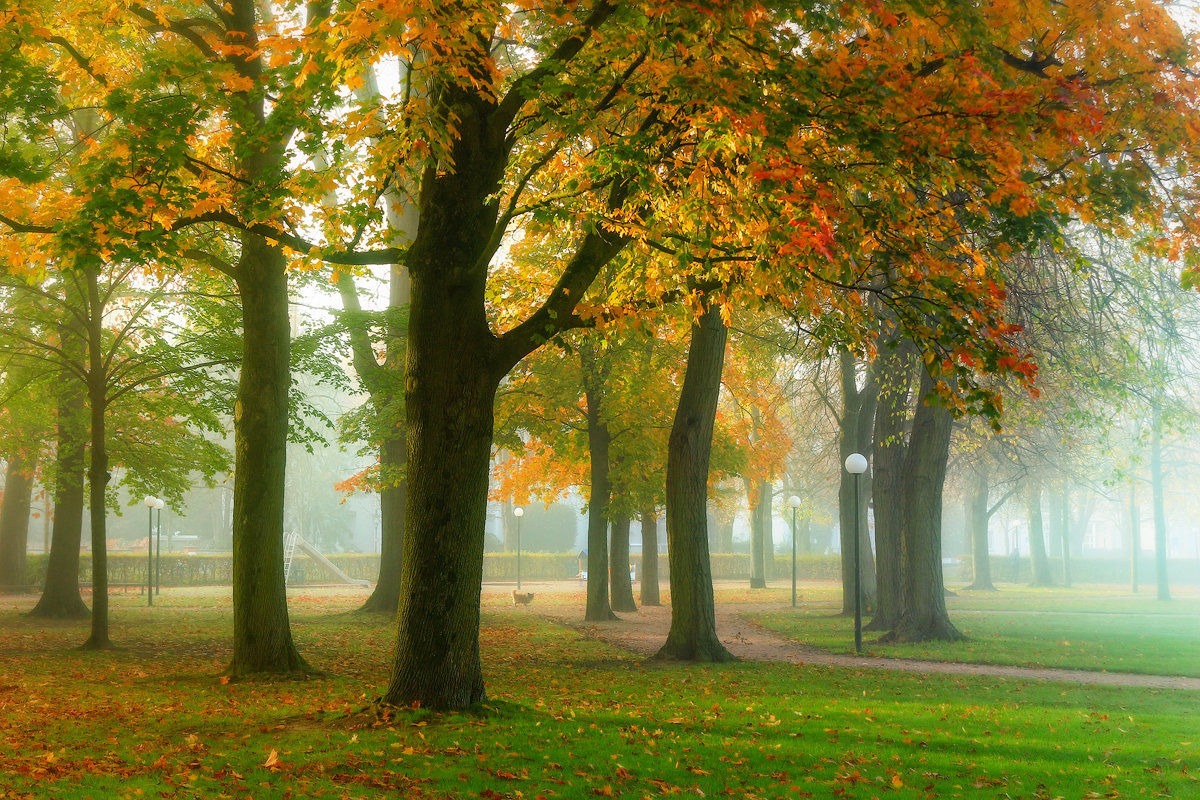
[844,453,868,654]
[143,495,158,607]
[153,498,165,596]
[513,507,524,590]
[787,495,801,607]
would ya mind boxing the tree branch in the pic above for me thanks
[492,0,621,132]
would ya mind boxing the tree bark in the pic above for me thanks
[965,468,995,590]
[382,273,499,709]
[0,457,34,593]
[656,304,734,663]
[583,370,617,621]
[338,264,409,614]
[609,513,637,612]
[359,434,406,612]
[335,210,412,614]
[866,336,912,631]
[639,509,660,606]
[1150,401,1170,601]
[227,234,309,675]
[879,367,962,643]
[380,29,631,707]
[30,334,89,620]
[81,265,113,651]
[1026,482,1053,587]
[837,351,877,614]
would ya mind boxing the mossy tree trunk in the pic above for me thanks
[381,9,631,708]
[30,332,89,620]
[382,165,513,705]
[80,265,112,651]
[657,304,733,663]
[879,368,963,644]
[866,336,913,631]
[222,0,313,674]
[584,374,617,621]
[226,234,309,676]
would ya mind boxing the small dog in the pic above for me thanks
[511,589,535,606]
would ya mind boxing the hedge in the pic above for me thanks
[19,552,1192,588]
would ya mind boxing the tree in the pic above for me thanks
[0,457,36,592]
[656,301,734,663]
[867,333,915,630]
[880,365,964,643]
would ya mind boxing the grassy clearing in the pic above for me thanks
[747,582,1200,677]
[0,587,1196,799]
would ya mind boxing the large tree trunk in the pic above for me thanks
[1026,482,1053,587]
[382,269,499,709]
[380,31,630,706]
[837,351,877,615]
[381,88,513,706]
[1150,402,1170,601]
[227,235,309,675]
[0,456,34,593]
[81,266,113,651]
[965,468,995,590]
[609,513,636,613]
[656,304,733,663]
[30,342,89,620]
[584,374,617,621]
[639,508,660,606]
[866,337,912,631]
[879,368,962,643]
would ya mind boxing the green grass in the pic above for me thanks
[0,587,1196,799]
[748,583,1200,677]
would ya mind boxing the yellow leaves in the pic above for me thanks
[293,57,321,88]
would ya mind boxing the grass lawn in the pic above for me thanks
[0,586,1195,799]
[747,582,1200,677]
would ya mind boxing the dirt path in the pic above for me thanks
[534,601,1200,691]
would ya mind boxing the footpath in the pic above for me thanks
[533,601,1200,691]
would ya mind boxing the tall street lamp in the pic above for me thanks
[844,453,868,654]
[787,495,802,608]
[143,495,158,607]
[154,497,165,596]
[513,507,524,590]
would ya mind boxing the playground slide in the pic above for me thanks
[292,535,372,586]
